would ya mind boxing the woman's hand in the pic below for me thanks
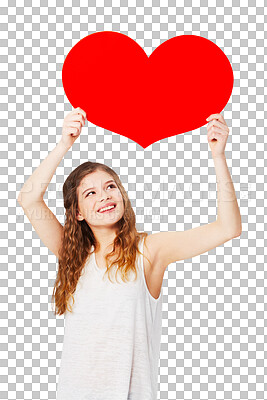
[60,107,87,149]
[206,113,230,158]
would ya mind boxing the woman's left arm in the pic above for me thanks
[144,113,242,269]
[206,113,242,235]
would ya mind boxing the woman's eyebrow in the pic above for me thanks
[82,180,115,195]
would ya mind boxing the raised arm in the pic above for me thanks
[17,107,87,257]
[145,113,242,269]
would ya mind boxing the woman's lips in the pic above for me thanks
[97,205,117,214]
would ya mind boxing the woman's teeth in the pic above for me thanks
[98,205,116,213]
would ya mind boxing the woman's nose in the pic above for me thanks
[100,192,111,201]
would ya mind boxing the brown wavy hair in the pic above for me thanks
[51,161,151,316]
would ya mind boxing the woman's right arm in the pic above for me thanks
[17,140,71,205]
[17,107,87,258]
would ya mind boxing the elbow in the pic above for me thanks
[17,193,29,208]
[231,225,242,238]
[17,193,22,205]
[223,225,242,240]
[218,220,242,239]
[17,192,27,205]
[17,191,43,206]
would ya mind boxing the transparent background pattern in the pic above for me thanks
[1,1,265,399]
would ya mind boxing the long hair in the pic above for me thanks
[51,161,150,316]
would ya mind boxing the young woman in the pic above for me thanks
[17,107,242,400]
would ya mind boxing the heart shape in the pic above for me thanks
[62,32,234,148]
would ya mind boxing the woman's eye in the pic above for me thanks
[85,184,116,198]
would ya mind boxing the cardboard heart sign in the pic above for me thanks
[62,32,234,148]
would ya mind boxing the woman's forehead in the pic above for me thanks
[80,171,113,189]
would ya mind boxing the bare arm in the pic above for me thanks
[146,113,242,269]
[17,140,71,204]
[213,154,242,235]
[17,107,86,205]
[17,107,87,257]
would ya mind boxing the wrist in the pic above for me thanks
[58,139,72,152]
[212,153,226,161]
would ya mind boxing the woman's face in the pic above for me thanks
[76,170,124,228]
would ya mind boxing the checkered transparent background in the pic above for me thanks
[1,1,266,399]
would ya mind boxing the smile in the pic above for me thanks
[97,204,117,213]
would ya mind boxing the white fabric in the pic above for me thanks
[56,236,163,400]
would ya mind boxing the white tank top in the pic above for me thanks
[56,236,163,400]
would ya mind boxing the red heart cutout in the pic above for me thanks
[62,32,234,149]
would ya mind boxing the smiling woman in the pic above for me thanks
[51,161,152,316]
[17,108,164,400]
[17,106,242,400]
[53,161,163,400]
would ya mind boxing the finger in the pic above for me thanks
[71,128,81,136]
[207,132,219,142]
[76,107,87,120]
[69,127,78,135]
[79,115,86,126]
[71,115,85,126]
[207,113,226,124]
[207,120,229,132]
[207,125,225,135]
[207,113,224,122]
[69,122,81,129]
[207,127,226,138]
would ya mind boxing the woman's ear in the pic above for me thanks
[76,209,84,221]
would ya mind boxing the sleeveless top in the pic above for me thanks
[56,236,163,400]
